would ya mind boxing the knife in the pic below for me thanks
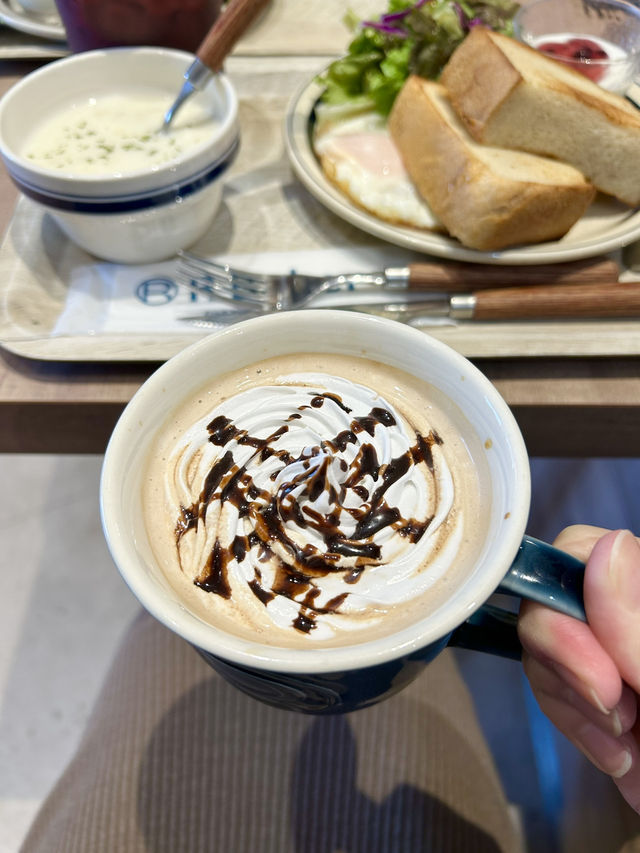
[179,281,640,325]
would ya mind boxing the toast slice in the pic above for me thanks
[440,27,640,206]
[388,76,595,251]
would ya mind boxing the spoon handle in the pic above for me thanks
[197,0,271,72]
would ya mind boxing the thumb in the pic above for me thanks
[584,529,640,695]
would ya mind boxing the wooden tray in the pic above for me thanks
[2,56,640,363]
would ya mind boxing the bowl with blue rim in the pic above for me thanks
[0,46,239,264]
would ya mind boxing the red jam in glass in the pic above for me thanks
[537,37,608,83]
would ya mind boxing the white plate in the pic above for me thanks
[0,0,64,41]
[284,76,640,265]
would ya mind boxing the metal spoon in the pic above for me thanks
[162,0,271,131]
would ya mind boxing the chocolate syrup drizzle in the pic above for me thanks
[175,390,442,634]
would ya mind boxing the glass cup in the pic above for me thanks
[513,0,640,94]
[54,0,222,53]
[100,310,585,714]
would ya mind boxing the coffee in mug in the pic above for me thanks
[142,352,491,649]
[102,311,584,713]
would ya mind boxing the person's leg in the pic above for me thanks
[21,609,523,853]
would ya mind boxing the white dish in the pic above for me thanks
[0,0,64,41]
[0,48,239,264]
[284,76,640,265]
[0,29,67,59]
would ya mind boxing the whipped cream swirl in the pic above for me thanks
[166,373,463,640]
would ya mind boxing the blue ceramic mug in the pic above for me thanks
[101,310,585,715]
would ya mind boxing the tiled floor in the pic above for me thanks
[1,454,639,852]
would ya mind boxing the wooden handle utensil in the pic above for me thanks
[406,256,620,292]
[197,0,271,72]
[471,281,640,320]
[162,0,271,130]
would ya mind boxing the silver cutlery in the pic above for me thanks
[163,0,270,131]
[176,251,620,311]
[179,280,640,325]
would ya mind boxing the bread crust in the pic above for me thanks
[388,76,595,251]
[441,27,640,205]
[438,32,522,138]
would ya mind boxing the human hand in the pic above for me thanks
[518,525,640,814]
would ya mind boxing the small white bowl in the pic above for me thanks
[0,47,239,264]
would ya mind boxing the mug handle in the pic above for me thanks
[448,535,586,660]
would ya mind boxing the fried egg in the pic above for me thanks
[313,111,442,231]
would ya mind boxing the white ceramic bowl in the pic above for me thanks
[0,47,239,263]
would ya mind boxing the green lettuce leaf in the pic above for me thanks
[317,0,519,116]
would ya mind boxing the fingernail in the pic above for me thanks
[575,722,633,778]
[608,530,640,610]
[552,662,613,714]
[588,686,611,717]
[610,707,622,738]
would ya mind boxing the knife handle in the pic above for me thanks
[472,281,640,320]
[407,257,619,292]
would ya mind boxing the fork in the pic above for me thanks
[177,252,408,311]
[176,251,620,312]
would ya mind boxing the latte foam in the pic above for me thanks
[142,354,489,647]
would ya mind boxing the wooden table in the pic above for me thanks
[1,63,639,457]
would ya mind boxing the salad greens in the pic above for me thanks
[318,0,519,116]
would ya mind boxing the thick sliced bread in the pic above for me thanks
[440,27,640,206]
[387,76,595,251]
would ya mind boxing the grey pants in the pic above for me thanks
[20,609,528,852]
